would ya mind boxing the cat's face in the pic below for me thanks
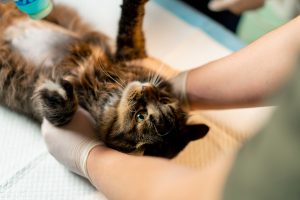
[104,79,209,158]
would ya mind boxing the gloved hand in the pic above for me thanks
[208,0,265,15]
[41,107,102,180]
[169,70,190,110]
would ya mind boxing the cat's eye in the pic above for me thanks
[136,111,147,122]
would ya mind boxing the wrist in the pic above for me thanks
[86,145,103,181]
[78,141,102,179]
[170,70,190,110]
[86,145,113,186]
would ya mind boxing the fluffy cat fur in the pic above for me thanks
[0,0,209,158]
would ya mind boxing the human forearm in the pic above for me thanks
[87,146,234,200]
[186,16,300,109]
[42,108,235,200]
[87,146,194,200]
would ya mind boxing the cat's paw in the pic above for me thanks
[35,79,78,126]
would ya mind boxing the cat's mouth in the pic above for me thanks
[153,124,172,136]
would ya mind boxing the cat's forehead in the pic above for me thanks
[130,82,175,101]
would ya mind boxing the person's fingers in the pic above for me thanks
[41,114,103,179]
[209,0,265,14]
[208,0,238,12]
[62,107,97,138]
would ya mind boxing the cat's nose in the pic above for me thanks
[149,114,154,122]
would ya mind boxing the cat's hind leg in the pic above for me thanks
[34,79,78,126]
[44,4,91,33]
[44,4,111,49]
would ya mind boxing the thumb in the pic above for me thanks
[208,0,237,12]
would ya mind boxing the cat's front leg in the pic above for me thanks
[34,79,78,126]
[116,0,149,61]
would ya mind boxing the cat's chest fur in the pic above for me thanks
[4,19,76,67]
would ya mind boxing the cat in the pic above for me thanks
[0,0,209,158]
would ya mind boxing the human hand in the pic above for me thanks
[41,107,102,180]
[209,0,265,15]
[169,70,190,110]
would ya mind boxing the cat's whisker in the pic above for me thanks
[149,70,159,86]
[114,64,127,86]
[125,98,137,113]
[147,71,152,83]
[148,70,156,83]
[155,77,164,87]
[99,60,126,88]
[151,72,158,85]
[148,72,155,85]
[153,73,160,84]
[101,59,127,86]
[98,62,125,89]
[153,73,163,87]
[149,62,166,87]
[117,75,126,86]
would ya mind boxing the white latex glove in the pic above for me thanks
[41,107,102,180]
[209,0,265,14]
[169,70,190,110]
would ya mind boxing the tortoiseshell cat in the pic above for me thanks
[0,0,208,158]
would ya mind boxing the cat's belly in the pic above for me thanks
[4,19,78,67]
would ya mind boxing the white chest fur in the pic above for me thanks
[4,19,78,67]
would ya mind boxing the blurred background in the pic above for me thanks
[181,0,300,44]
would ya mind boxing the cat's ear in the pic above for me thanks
[184,124,209,141]
[143,124,209,158]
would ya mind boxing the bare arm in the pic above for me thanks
[185,16,300,109]
[87,146,234,200]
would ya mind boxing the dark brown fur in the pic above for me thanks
[0,1,208,158]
